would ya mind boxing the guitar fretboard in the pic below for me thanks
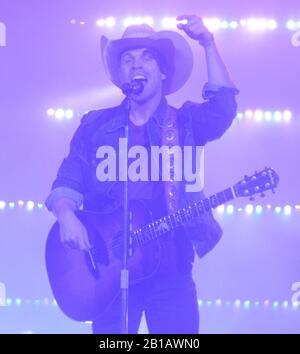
[131,187,235,246]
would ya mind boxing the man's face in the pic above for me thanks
[119,47,166,102]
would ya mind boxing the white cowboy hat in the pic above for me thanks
[101,24,193,95]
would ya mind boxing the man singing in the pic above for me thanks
[45,14,238,333]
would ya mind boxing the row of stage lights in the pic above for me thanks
[69,17,300,32]
[236,110,292,123]
[2,297,299,310]
[216,204,299,216]
[0,201,299,216]
[46,108,74,120]
[46,108,294,123]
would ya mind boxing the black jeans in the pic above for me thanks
[92,272,199,334]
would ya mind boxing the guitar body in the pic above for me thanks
[45,168,279,322]
[45,201,161,322]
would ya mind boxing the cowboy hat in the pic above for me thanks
[101,24,193,95]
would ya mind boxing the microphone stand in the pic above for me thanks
[120,96,130,335]
[120,80,144,334]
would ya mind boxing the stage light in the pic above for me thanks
[96,18,105,27]
[15,298,22,306]
[245,110,253,118]
[65,109,74,120]
[204,17,221,32]
[264,299,270,307]
[236,112,243,120]
[26,201,35,211]
[275,206,282,214]
[257,18,268,31]
[47,108,55,116]
[254,109,263,121]
[255,205,263,215]
[70,19,76,25]
[247,18,259,31]
[55,109,65,120]
[283,110,292,122]
[284,205,292,215]
[37,203,44,209]
[295,205,300,210]
[244,300,251,309]
[245,204,253,214]
[264,111,272,121]
[198,299,203,307]
[272,301,279,309]
[123,17,133,27]
[282,301,289,308]
[254,301,260,307]
[268,19,278,30]
[123,16,153,27]
[161,17,177,28]
[144,16,154,26]
[0,201,5,210]
[226,205,234,214]
[286,20,297,30]
[240,19,247,27]
[18,200,24,207]
[292,301,299,308]
[229,21,238,29]
[220,21,229,29]
[216,205,225,214]
[136,17,144,25]
[234,300,241,308]
[215,299,222,307]
[8,202,15,209]
[106,17,116,28]
[206,300,212,307]
[79,21,85,25]
[6,298,12,306]
[274,111,282,122]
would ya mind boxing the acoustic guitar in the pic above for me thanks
[45,168,279,321]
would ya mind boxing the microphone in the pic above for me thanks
[121,79,145,96]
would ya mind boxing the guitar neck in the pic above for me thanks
[132,186,236,246]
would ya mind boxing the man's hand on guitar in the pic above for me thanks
[58,210,91,251]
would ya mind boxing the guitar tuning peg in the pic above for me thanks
[260,193,265,198]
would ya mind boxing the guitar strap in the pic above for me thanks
[161,106,181,215]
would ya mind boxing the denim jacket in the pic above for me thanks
[46,84,238,258]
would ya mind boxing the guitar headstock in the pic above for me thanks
[234,167,279,199]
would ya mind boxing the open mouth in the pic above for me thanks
[131,75,148,84]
